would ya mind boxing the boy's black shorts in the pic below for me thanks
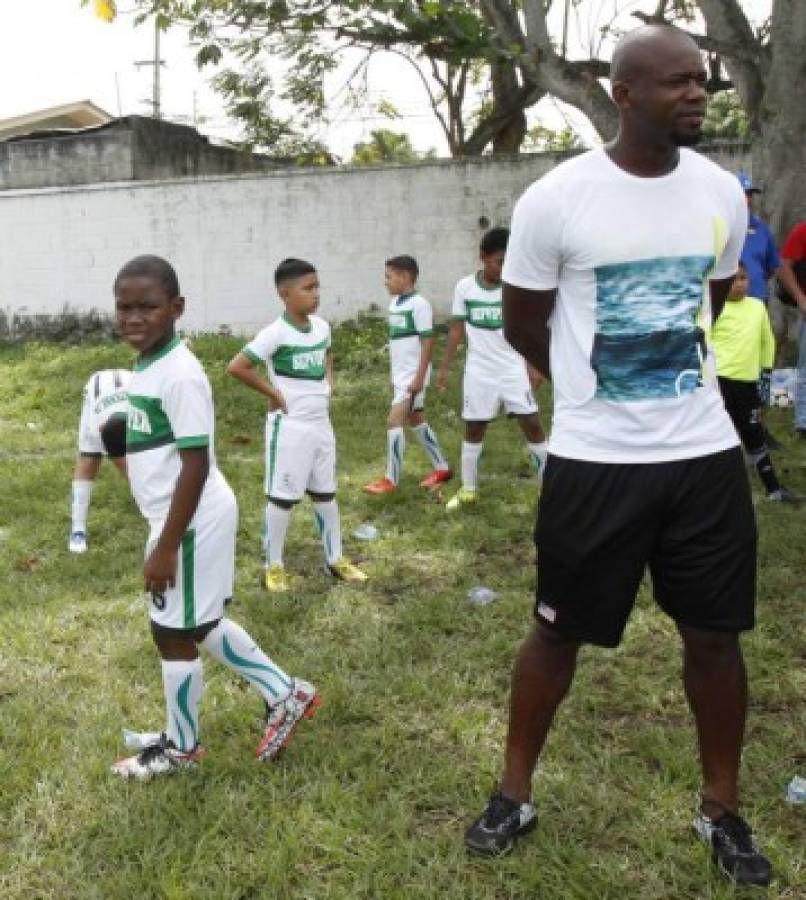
[534,447,757,648]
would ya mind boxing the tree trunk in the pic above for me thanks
[490,60,528,155]
[752,0,806,239]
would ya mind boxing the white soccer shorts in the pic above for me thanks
[392,368,428,411]
[462,368,538,422]
[264,413,337,501]
[146,486,237,630]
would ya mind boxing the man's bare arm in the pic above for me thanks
[709,275,735,323]
[502,284,557,381]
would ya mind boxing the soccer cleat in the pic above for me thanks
[419,468,453,490]
[111,733,206,780]
[464,791,538,857]
[693,809,772,886]
[363,477,396,495]
[446,487,478,512]
[264,563,290,593]
[327,558,368,583]
[257,678,321,761]
[68,531,88,554]
[767,487,799,505]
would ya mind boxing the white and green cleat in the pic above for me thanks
[446,487,478,512]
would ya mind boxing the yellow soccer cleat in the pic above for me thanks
[446,487,478,512]
[327,558,368,583]
[264,564,290,593]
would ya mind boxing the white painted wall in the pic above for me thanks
[0,147,750,334]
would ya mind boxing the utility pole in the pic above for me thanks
[135,16,165,119]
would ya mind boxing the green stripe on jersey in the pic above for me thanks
[182,529,196,628]
[242,347,263,366]
[126,394,174,451]
[176,435,209,449]
[465,299,503,330]
[272,339,328,380]
[389,309,417,339]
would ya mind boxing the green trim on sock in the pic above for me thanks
[176,672,198,748]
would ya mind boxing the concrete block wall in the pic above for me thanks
[0,145,751,335]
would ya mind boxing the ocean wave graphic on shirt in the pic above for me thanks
[591,255,714,402]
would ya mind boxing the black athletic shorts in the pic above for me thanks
[534,447,757,648]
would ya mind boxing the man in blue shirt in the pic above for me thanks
[737,172,779,304]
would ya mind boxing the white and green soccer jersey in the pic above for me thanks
[78,368,131,455]
[452,273,528,379]
[242,313,331,420]
[126,336,232,525]
[388,292,433,384]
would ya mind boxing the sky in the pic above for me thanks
[0,1,771,160]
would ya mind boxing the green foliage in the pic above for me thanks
[1,333,805,897]
[524,123,584,153]
[350,128,434,166]
[702,90,750,141]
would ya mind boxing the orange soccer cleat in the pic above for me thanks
[419,468,453,490]
[363,477,397,495]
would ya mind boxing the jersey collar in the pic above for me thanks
[282,311,312,333]
[396,291,417,305]
[134,335,181,371]
[475,272,501,291]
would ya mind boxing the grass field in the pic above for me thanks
[0,325,804,899]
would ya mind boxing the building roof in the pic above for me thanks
[0,101,113,142]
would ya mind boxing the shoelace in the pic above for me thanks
[714,813,756,854]
[484,793,519,827]
[137,736,170,764]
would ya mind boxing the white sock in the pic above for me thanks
[461,441,483,491]
[70,479,93,533]
[386,427,405,484]
[265,502,291,566]
[201,618,292,705]
[313,499,342,564]
[528,441,549,483]
[161,658,203,752]
[413,422,449,470]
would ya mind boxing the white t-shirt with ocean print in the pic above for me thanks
[242,313,331,421]
[503,148,746,463]
[452,273,528,379]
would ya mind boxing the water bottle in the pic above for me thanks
[786,776,806,804]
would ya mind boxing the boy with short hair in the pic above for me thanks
[227,258,367,593]
[436,228,548,510]
[712,261,795,502]
[69,368,130,553]
[364,255,452,494]
[111,254,319,780]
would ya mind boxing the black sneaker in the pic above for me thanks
[464,791,537,856]
[693,810,772,886]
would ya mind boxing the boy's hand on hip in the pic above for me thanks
[268,391,288,414]
[144,546,178,593]
[408,378,424,396]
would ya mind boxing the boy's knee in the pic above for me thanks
[464,421,487,442]
[150,620,202,660]
[268,496,297,510]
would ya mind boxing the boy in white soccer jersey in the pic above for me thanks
[69,368,131,552]
[110,255,319,780]
[364,255,452,494]
[437,228,548,510]
[227,258,367,594]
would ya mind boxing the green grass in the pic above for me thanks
[0,333,804,899]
